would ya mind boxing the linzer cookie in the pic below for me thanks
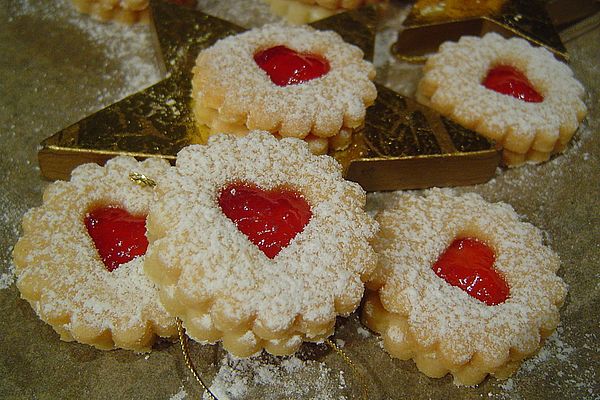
[265,0,384,24]
[12,157,177,352]
[143,131,377,357]
[70,0,196,24]
[70,0,151,24]
[416,33,587,166]
[362,189,567,385]
[191,23,377,156]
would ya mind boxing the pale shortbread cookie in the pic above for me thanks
[144,131,378,357]
[13,157,176,352]
[70,0,150,24]
[265,0,383,24]
[362,189,567,385]
[192,23,377,155]
[416,33,587,166]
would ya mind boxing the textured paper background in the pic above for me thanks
[0,1,598,399]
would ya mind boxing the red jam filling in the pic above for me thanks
[85,206,149,272]
[432,237,509,306]
[218,182,312,259]
[482,65,543,103]
[254,45,330,87]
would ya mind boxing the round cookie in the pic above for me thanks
[13,157,177,352]
[191,23,377,156]
[416,32,587,166]
[362,189,567,385]
[144,131,378,357]
[70,0,150,24]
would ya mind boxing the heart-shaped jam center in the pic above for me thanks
[218,182,312,259]
[254,45,330,87]
[432,237,509,306]
[482,65,543,103]
[85,206,149,272]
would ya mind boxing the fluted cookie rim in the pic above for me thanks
[12,156,177,352]
[364,188,567,384]
[144,131,378,357]
[192,23,377,140]
[416,32,587,166]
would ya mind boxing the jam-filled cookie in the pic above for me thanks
[144,131,378,357]
[192,23,377,156]
[13,157,176,352]
[416,33,587,166]
[265,0,384,24]
[70,0,150,24]
[362,189,567,385]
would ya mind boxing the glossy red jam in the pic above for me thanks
[432,237,510,306]
[483,65,543,103]
[85,206,148,272]
[218,182,312,259]
[254,45,330,87]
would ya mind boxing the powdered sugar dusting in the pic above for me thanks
[145,131,378,355]
[169,386,187,400]
[416,32,587,165]
[368,189,567,380]
[192,23,377,139]
[13,157,176,351]
[204,352,349,400]
[487,326,598,399]
[0,261,15,290]
[9,0,161,109]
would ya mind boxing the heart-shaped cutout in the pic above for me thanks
[218,182,312,259]
[482,65,543,103]
[254,45,330,87]
[85,206,149,272]
[432,237,509,305]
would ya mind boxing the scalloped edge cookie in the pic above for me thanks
[144,131,378,357]
[191,23,376,155]
[13,157,176,352]
[416,32,587,166]
[362,188,567,385]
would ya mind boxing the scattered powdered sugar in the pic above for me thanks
[169,386,187,400]
[204,352,348,400]
[488,326,598,399]
[0,261,15,290]
[355,326,371,339]
[372,2,423,97]
[9,0,161,106]
[0,198,26,291]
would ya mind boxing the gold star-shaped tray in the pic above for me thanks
[392,0,568,63]
[37,0,500,191]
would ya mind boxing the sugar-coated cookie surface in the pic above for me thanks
[144,131,378,357]
[70,0,150,24]
[192,23,376,155]
[416,33,587,166]
[362,189,567,385]
[13,157,177,352]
